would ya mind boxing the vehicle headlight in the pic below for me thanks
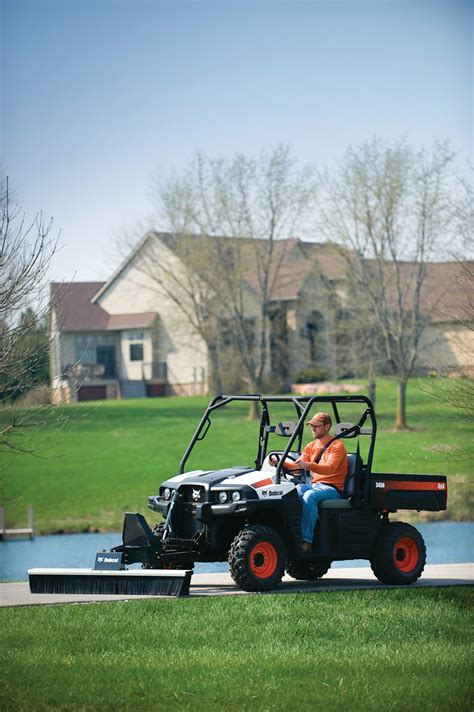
[232,491,241,502]
[218,491,228,503]
[163,488,171,500]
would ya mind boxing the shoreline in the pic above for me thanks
[1,515,472,539]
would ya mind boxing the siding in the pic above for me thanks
[417,323,474,374]
[95,239,208,390]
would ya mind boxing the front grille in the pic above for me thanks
[180,485,206,503]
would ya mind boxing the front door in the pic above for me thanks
[97,346,116,378]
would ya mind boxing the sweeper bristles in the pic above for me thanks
[28,568,192,597]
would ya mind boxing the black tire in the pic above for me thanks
[370,521,426,585]
[228,524,286,592]
[286,559,332,581]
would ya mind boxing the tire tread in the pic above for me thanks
[370,521,426,585]
[228,524,286,592]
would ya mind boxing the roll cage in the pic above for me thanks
[179,393,377,483]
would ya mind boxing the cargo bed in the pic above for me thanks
[369,473,447,511]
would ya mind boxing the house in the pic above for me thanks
[50,232,473,402]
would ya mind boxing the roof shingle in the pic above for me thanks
[51,283,156,332]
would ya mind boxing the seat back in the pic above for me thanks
[333,422,359,438]
[343,452,363,498]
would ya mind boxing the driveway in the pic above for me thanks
[0,563,472,607]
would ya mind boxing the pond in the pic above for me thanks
[0,521,472,582]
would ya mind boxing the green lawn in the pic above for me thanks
[1,587,472,711]
[1,378,472,533]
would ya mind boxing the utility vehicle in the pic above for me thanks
[114,394,447,592]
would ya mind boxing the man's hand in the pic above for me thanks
[269,455,308,472]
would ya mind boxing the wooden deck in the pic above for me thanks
[0,505,35,539]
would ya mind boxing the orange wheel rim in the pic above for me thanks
[393,536,419,573]
[249,542,278,579]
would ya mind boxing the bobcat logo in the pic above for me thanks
[192,488,201,501]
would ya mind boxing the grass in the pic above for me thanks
[1,378,472,533]
[0,587,472,711]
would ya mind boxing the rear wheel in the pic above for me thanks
[228,524,286,592]
[370,522,426,585]
[286,559,332,581]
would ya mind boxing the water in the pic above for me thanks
[0,522,472,582]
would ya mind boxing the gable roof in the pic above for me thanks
[52,235,473,333]
[91,232,310,305]
[91,231,174,304]
[301,242,351,280]
[418,261,474,322]
[51,282,109,331]
[51,282,156,332]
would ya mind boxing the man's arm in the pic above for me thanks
[269,443,313,470]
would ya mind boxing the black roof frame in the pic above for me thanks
[179,394,377,480]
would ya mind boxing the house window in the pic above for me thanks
[75,334,115,363]
[305,311,324,363]
[80,346,96,364]
[130,343,144,361]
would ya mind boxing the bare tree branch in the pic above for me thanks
[317,137,456,429]
[0,179,64,456]
[143,147,318,409]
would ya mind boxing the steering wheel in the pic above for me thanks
[268,452,306,478]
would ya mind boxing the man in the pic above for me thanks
[271,412,348,552]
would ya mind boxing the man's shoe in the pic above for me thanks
[302,541,312,552]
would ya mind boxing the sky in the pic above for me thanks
[1,0,472,283]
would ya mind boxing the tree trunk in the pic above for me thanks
[247,400,260,420]
[394,378,409,430]
[245,375,260,420]
[368,377,376,409]
[207,342,223,395]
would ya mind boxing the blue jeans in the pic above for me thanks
[296,483,342,544]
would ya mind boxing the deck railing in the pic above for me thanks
[63,361,168,382]
[64,362,118,380]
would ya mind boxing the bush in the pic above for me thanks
[16,384,51,407]
[293,367,329,383]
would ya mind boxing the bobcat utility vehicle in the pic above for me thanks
[112,394,447,592]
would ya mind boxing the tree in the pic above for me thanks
[318,138,455,429]
[421,165,474,454]
[0,180,59,454]
[146,146,317,413]
[0,307,49,402]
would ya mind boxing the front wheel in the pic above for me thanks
[228,524,286,592]
[370,522,426,585]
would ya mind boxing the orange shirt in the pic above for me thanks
[289,436,348,492]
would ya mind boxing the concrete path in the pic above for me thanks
[0,563,472,607]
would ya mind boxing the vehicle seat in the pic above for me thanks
[319,453,361,509]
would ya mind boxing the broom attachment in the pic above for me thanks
[28,568,192,596]
[28,512,194,597]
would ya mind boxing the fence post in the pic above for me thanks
[28,505,35,539]
[0,506,5,539]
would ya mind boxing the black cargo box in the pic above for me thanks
[369,473,447,512]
